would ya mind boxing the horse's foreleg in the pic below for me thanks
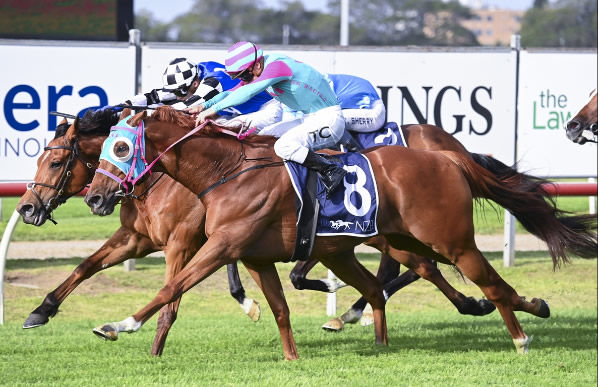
[243,261,298,361]
[320,250,388,345]
[227,263,260,321]
[24,227,156,329]
[150,244,195,357]
[93,237,230,341]
[324,254,402,331]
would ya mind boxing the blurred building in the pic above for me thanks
[460,8,524,46]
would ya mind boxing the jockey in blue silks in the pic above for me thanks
[187,41,347,196]
[125,58,282,131]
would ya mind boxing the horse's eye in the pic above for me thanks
[50,161,63,169]
[114,142,130,156]
[110,138,134,162]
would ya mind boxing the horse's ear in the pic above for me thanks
[65,120,79,142]
[59,117,68,125]
[120,107,132,120]
[128,110,147,127]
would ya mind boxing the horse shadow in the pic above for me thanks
[299,314,597,356]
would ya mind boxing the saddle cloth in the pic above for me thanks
[285,152,379,238]
[341,121,406,151]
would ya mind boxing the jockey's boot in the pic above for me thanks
[302,151,347,196]
[338,131,364,152]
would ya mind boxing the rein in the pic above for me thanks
[99,118,279,199]
[197,160,283,198]
[28,139,96,224]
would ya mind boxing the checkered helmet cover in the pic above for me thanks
[162,58,198,91]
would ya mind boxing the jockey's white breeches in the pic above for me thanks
[344,99,386,133]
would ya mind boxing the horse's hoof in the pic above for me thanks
[325,278,347,293]
[533,298,550,318]
[322,317,344,332]
[340,308,362,324]
[478,299,496,315]
[360,312,374,327]
[93,324,119,341]
[246,300,261,322]
[513,335,532,354]
[23,313,49,329]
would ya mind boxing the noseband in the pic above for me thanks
[27,139,96,224]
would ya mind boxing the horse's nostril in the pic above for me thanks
[17,203,34,217]
[85,194,103,208]
[566,120,581,131]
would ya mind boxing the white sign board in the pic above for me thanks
[0,43,135,181]
[517,51,597,177]
[143,45,517,165]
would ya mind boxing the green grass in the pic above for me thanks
[0,192,594,240]
[0,252,597,386]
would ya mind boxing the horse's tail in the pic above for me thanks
[443,151,598,268]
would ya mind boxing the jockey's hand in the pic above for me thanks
[195,108,217,126]
[185,104,205,115]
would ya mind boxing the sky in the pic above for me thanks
[135,0,536,23]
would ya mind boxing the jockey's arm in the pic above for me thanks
[209,61,292,115]
[125,89,176,108]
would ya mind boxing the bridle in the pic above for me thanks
[98,118,281,199]
[27,138,96,224]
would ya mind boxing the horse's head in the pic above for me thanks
[85,110,149,216]
[17,117,94,225]
[566,91,598,144]
[17,108,128,225]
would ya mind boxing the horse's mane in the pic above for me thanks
[54,122,71,139]
[150,106,196,130]
[149,106,277,146]
[77,109,121,137]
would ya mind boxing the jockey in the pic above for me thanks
[260,73,386,151]
[187,42,347,196]
[326,73,386,133]
[126,58,282,131]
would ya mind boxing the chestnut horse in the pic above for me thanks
[17,108,493,355]
[566,90,597,144]
[84,108,596,359]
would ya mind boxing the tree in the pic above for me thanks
[134,0,478,46]
[521,0,597,47]
[326,0,478,46]
[135,10,174,42]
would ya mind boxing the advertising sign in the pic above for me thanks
[517,51,597,177]
[0,43,135,181]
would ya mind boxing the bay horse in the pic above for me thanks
[84,107,596,359]
[16,108,493,356]
[566,89,597,144]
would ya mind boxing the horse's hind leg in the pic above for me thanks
[288,259,345,292]
[242,261,298,360]
[24,227,156,329]
[393,251,496,316]
[320,249,388,345]
[451,247,546,353]
[227,263,261,322]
